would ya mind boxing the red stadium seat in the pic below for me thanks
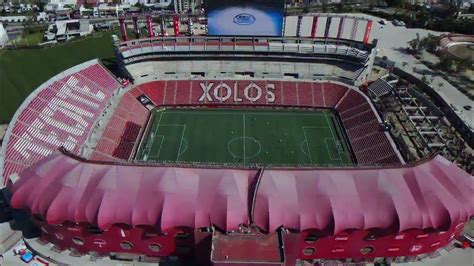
[297,82,313,106]
[336,90,399,165]
[1,61,121,183]
[94,92,149,161]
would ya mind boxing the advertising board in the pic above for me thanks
[206,0,284,36]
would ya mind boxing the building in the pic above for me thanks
[130,0,172,7]
[174,0,196,13]
[152,0,172,8]
[45,0,76,8]
[0,22,8,47]
[44,20,93,41]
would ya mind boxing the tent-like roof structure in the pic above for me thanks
[10,151,257,232]
[254,156,474,233]
[9,150,474,233]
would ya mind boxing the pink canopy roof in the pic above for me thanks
[9,151,473,233]
[10,152,257,231]
[253,156,473,233]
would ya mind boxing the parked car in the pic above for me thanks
[458,233,474,248]
[393,19,406,27]
[20,251,34,263]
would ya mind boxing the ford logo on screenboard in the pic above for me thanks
[233,13,256,25]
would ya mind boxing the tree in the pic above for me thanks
[322,0,328,13]
[21,11,36,40]
[134,2,145,11]
[303,5,310,14]
[34,1,45,12]
[408,37,421,55]
[438,54,454,72]
[457,58,473,72]
[409,9,430,28]
[419,34,439,53]
[387,0,403,7]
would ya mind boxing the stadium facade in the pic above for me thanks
[0,14,473,265]
[439,34,474,61]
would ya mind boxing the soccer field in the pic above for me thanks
[136,108,354,167]
[0,33,115,123]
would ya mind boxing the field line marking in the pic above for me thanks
[178,139,188,156]
[303,125,333,163]
[302,126,330,129]
[324,138,334,160]
[302,127,313,164]
[324,114,345,160]
[243,113,246,164]
[324,138,342,161]
[176,124,187,161]
[135,108,156,160]
[156,111,164,126]
[227,137,261,159]
[163,111,329,117]
[147,112,164,159]
[159,124,186,127]
[150,135,165,159]
[300,140,310,158]
[153,122,186,161]
[324,114,337,142]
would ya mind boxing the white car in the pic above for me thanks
[12,242,27,255]
[393,19,405,27]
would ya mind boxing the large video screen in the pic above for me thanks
[206,0,285,36]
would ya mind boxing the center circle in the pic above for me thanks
[227,137,261,159]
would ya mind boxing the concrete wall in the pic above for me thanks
[0,23,9,47]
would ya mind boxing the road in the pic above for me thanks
[362,13,474,131]
[395,246,473,266]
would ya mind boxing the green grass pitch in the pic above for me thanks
[0,33,115,123]
[136,108,354,167]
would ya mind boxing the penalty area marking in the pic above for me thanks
[177,138,188,159]
[300,140,310,158]
[155,124,186,161]
[302,126,331,164]
[227,137,262,159]
[176,124,187,161]
[146,112,164,159]
[148,135,164,159]
[243,114,246,163]
[323,114,346,161]
[302,128,313,164]
[324,138,342,161]
[324,115,338,143]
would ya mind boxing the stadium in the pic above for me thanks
[0,11,473,266]
[439,34,474,62]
